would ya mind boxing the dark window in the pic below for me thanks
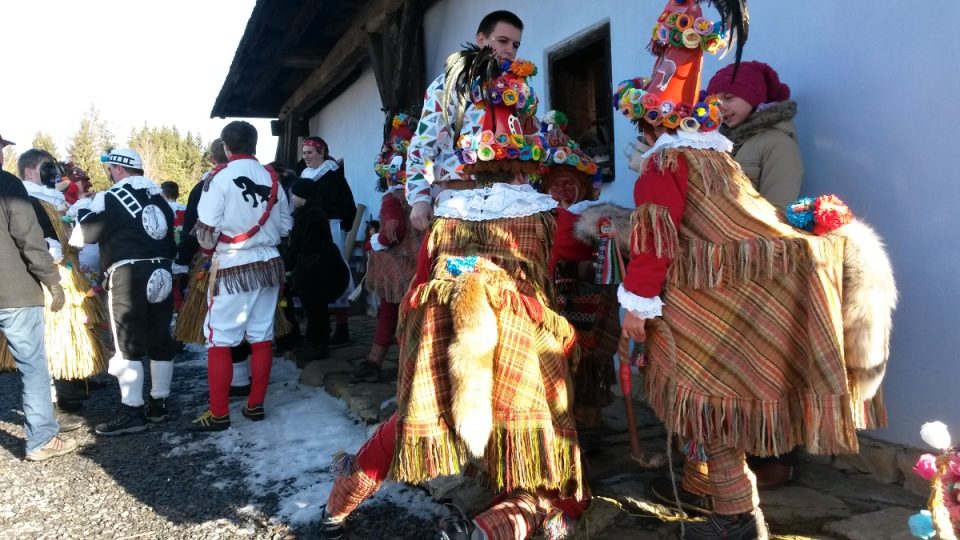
[548,22,615,183]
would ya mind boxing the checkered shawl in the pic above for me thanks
[639,149,882,458]
[390,213,584,497]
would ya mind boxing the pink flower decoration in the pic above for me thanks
[914,454,938,481]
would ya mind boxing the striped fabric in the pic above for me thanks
[390,213,584,497]
[325,461,381,522]
[473,491,545,540]
[640,148,872,458]
[365,203,421,304]
[703,442,758,515]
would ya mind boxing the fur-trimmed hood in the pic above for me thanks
[722,100,797,152]
[572,202,634,254]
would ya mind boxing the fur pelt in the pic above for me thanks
[828,219,898,398]
[573,202,634,255]
[447,272,498,458]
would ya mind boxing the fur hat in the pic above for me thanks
[706,61,790,107]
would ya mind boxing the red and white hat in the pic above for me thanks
[615,0,749,133]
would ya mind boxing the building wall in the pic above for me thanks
[308,68,386,224]
[311,0,960,446]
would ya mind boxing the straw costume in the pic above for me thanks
[615,1,896,537]
[322,48,587,540]
[0,180,108,380]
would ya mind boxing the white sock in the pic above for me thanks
[50,381,58,403]
[231,359,250,387]
[149,360,174,399]
[108,357,144,407]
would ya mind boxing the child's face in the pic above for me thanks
[718,93,753,128]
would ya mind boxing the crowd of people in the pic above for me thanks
[0,2,898,539]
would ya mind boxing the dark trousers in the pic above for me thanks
[301,293,329,348]
[107,260,177,361]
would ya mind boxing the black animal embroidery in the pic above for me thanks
[233,176,271,208]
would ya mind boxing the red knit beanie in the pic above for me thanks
[705,61,791,108]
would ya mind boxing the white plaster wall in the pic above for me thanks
[308,68,387,225]
[314,0,959,446]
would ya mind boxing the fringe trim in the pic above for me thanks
[213,257,285,296]
[667,234,845,290]
[174,257,211,344]
[629,204,678,259]
[643,358,861,457]
[650,148,740,197]
[390,423,583,498]
[405,279,574,344]
[192,221,218,250]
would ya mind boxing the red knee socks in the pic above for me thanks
[248,341,273,407]
[207,346,233,417]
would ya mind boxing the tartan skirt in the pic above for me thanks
[390,213,584,497]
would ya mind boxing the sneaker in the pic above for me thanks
[95,405,147,436]
[319,504,344,539]
[678,508,769,540]
[650,475,714,515]
[145,397,169,423]
[242,404,265,422]
[56,410,85,433]
[190,410,231,432]
[438,513,475,540]
[25,436,77,462]
[229,383,251,398]
[349,361,381,383]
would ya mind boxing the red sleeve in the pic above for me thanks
[549,208,595,275]
[622,155,688,298]
[378,193,407,246]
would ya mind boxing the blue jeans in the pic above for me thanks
[0,306,58,453]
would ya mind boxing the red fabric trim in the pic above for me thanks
[622,156,688,298]
[548,208,594,276]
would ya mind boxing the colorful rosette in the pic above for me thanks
[786,195,854,235]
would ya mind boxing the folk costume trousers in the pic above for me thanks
[325,414,587,539]
[682,440,759,515]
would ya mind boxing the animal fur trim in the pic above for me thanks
[572,202,633,255]
[828,220,897,399]
[447,271,498,458]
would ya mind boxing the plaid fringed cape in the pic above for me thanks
[173,255,292,345]
[637,148,885,459]
[365,194,422,304]
[0,201,108,379]
[390,212,584,497]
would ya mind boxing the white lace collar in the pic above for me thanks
[641,130,733,160]
[434,183,557,221]
[301,160,339,180]
[90,176,162,213]
[23,181,67,211]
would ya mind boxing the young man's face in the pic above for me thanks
[24,158,52,184]
[477,22,522,62]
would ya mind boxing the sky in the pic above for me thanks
[167,346,446,525]
[2,0,278,161]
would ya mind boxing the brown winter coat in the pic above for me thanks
[723,100,803,209]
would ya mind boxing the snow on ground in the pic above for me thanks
[165,345,446,525]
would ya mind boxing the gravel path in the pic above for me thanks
[0,346,439,539]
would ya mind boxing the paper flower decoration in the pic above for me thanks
[922,421,953,451]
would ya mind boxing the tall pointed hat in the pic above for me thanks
[616,0,749,133]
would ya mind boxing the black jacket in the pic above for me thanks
[0,170,59,308]
[76,177,176,271]
[176,179,204,266]
[287,200,349,302]
[291,161,357,224]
